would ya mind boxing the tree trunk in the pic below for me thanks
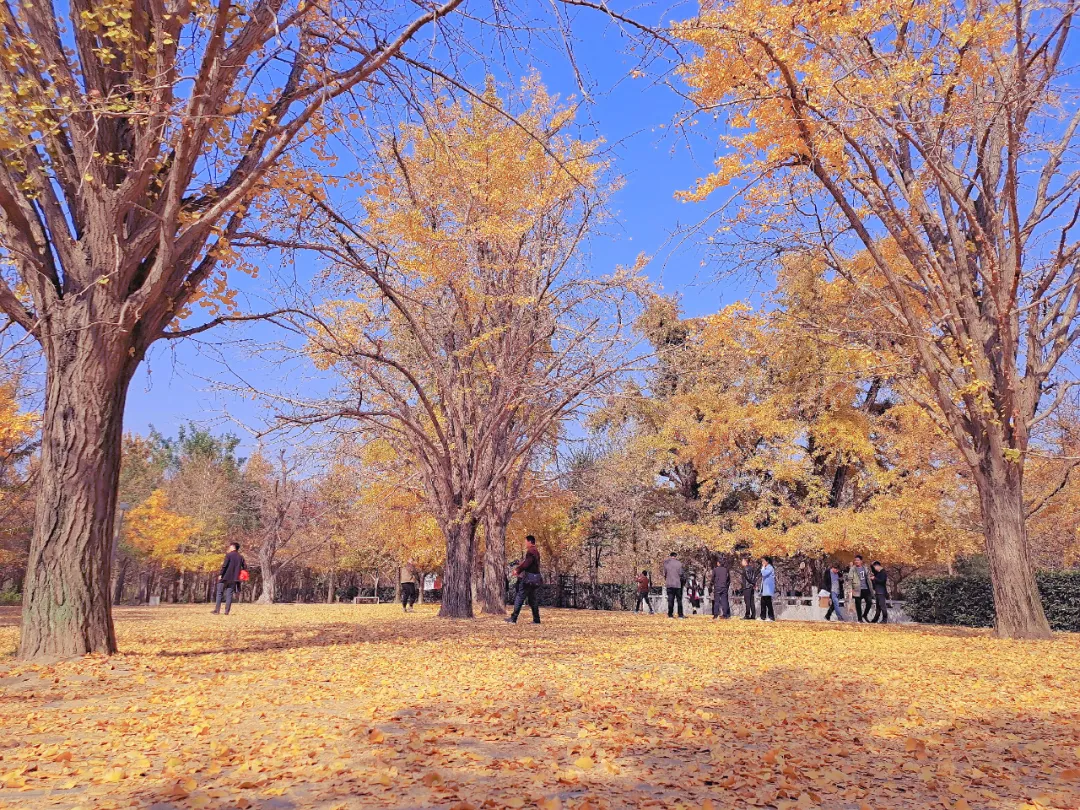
[439,518,478,619]
[480,514,507,614]
[258,556,276,604]
[973,455,1052,639]
[19,337,133,659]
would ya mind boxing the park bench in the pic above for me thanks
[352,595,379,605]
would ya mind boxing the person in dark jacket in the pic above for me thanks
[740,557,759,619]
[507,535,542,624]
[212,542,246,615]
[869,561,889,623]
[635,570,654,614]
[711,558,731,619]
[823,563,846,621]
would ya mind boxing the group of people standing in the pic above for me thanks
[820,555,890,623]
[635,552,891,624]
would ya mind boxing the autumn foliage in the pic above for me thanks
[0,606,1078,810]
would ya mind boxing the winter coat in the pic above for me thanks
[760,564,776,597]
[663,557,684,588]
[711,565,730,593]
[740,565,760,591]
[220,550,246,585]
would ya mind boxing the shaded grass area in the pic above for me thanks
[0,605,1078,809]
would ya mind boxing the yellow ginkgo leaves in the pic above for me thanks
[0,604,1077,810]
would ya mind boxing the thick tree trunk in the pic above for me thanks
[439,518,478,618]
[18,334,133,659]
[973,456,1052,639]
[258,558,276,604]
[327,569,335,603]
[480,515,507,614]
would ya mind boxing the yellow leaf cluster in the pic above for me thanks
[0,606,1077,810]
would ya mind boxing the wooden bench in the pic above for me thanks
[352,596,379,605]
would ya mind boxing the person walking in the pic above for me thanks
[212,542,247,615]
[823,562,846,621]
[635,570,654,614]
[869,561,889,623]
[739,557,759,620]
[849,555,873,622]
[759,556,776,621]
[663,552,685,619]
[399,562,419,612]
[711,558,731,619]
[507,535,543,624]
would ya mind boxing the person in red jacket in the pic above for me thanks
[634,570,653,614]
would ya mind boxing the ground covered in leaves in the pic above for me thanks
[0,605,1078,810]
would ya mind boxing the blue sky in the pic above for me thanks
[123,6,753,450]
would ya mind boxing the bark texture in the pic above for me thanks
[18,311,136,659]
[480,515,508,614]
[974,458,1052,639]
[439,520,478,618]
[257,552,277,605]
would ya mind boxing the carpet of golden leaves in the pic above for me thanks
[0,605,1078,810]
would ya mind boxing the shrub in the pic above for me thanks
[905,570,1080,632]
[0,586,21,606]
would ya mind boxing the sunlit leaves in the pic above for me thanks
[0,605,1078,809]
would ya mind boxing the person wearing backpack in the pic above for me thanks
[212,542,247,615]
[506,535,542,624]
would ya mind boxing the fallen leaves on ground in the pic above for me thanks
[0,605,1078,809]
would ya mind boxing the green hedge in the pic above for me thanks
[905,570,1080,631]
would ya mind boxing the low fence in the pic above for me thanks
[505,576,910,622]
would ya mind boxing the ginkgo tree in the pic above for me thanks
[0,0,492,659]
[677,0,1080,637]
[284,81,637,619]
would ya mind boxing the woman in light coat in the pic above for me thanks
[759,556,776,621]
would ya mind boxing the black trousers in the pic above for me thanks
[871,591,889,623]
[510,582,540,623]
[401,582,418,610]
[635,593,653,613]
[760,594,774,620]
[742,588,756,618]
[667,587,684,617]
[855,588,872,621]
[712,590,730,618]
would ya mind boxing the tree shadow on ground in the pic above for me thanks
[128,663,1080,810]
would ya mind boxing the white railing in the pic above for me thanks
[642,591,910,622]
